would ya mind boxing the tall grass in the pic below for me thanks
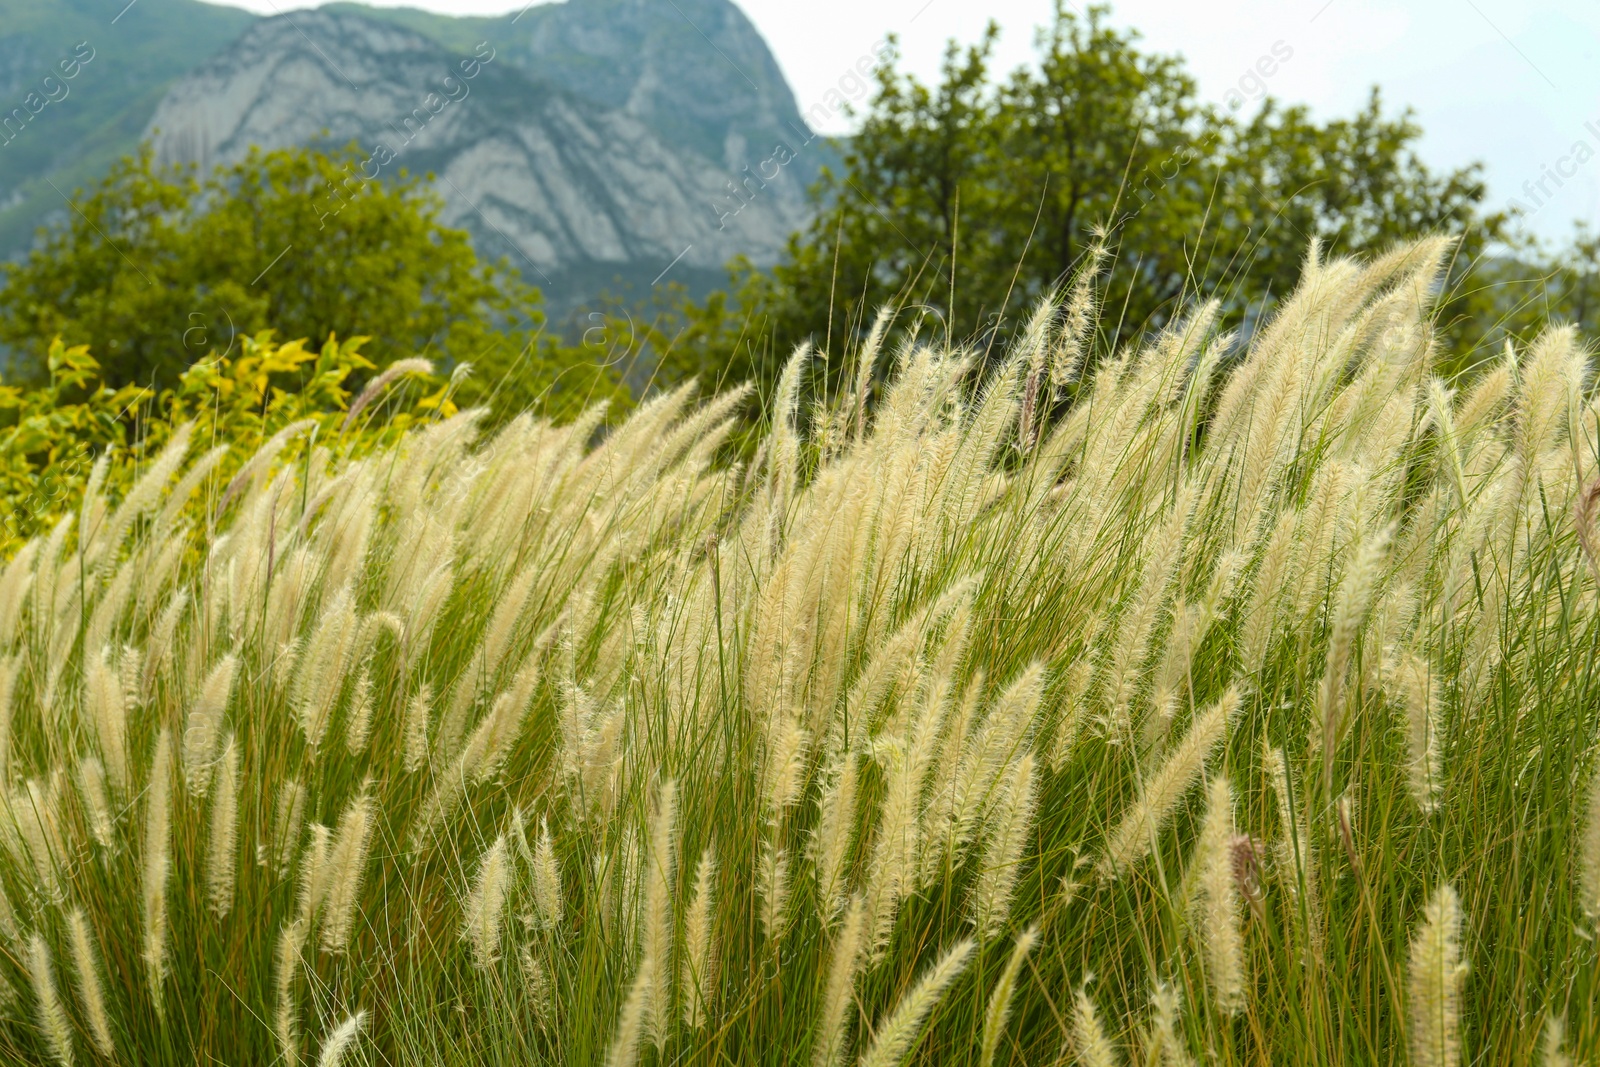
[0,238,1595,1064]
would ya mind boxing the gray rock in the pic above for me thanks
[144,5,824,306]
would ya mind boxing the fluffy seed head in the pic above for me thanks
[531,817,564,930]
[28,932,73,1067]
[682,846,718,1030]
[1408,883,1465,1067]
[1194,775,1246,1015]
[206,735,240,916]
[857,939,974,1067]
[67,910,114,1058]
[1100,688,1236,878]
[141,729,173,1016]
[316,1011,367,1067]
[980,926,1037,1067]
[462,835,510,967]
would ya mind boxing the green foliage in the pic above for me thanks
[0,142,631,427]
[0,144,519,386]
[0,331,460,554]
[664,2,1500,392]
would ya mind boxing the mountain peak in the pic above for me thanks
[142,3,821,307]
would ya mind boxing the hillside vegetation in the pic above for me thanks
[0,239,1594,1065]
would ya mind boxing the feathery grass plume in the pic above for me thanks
[1100,688,1237,878]
[0,863,17,942]
[971,753,1037,938]
[275,921,305,1066]
[937,667,1043,882]
[403,684,433,772]
[77,757,113,849]
[28,932,73,1066]
[642,779,677,1046]
[1104,486,1194,734]
[274,779,307,877]
[606,958,653,1067]
[813,895,867,1067]
[1194,776,1246,1015]
[345,667,373,755]
[207,735,240,916]
[1071,988,1119,1067]
[67,909,113,1058]
[979,926,1037,1067]
[291,587,360,752]
[521,946,557,1026]
[858,939,975,1067]
[763,712,809,817]
[141,728,172,1017]
[184,653,237,795]
[183,652,235,793]
[152,440,227,541]
[1017,288,1064,448]
[0,655,15,782]
[812,750,859,925]
[511,805,533,864]
[98,422,194,566]
[864,751,923,949]
[682,846,718,1029]
[462,835,510,967]
[84,647,128,794]
[1264,743,1323,957]
[0,542,37,648]
[295,824,333,926]
[321,791,375,953]
[531,817,564,930]
[1408,884,1465,1067]
[1582,756,1600,919]
[1047,658,1092,771]
[1319,523,1393,791]
[10,777,66,900]
[3,237,1594,1059]
[476,561,540,681]
[1576,476,1600,585]
[142,588,187,698]
[342,358,434,430]
[1395,651,1442,814]
[465,657,543,783]
[1141,982,1194,1067]
[758,842,790,942]
[263,546,311,652]
[316,1010,367,1067]
[1541,1013,1571,1067]
[1147,602,1209,750]
[1050,238,1107,388]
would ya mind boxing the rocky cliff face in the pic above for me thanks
[144,3,822,306]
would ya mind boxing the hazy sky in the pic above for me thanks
[213,0,1600,245]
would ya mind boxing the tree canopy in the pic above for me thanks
[0,143,630,419]
[664,2,1505,393]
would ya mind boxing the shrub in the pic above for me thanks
[0,331,456,553]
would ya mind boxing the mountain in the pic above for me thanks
[0,0,256,256]
[144,4,822,304]
[0,0,830,307]
[329,0,812,176]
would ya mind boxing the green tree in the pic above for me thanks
[665,2,1502,391]
[0,143,627,417]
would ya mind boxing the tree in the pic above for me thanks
[0,143,627,417]
[665,2,1502,392]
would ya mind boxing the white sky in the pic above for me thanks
[211,0,1600,245]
